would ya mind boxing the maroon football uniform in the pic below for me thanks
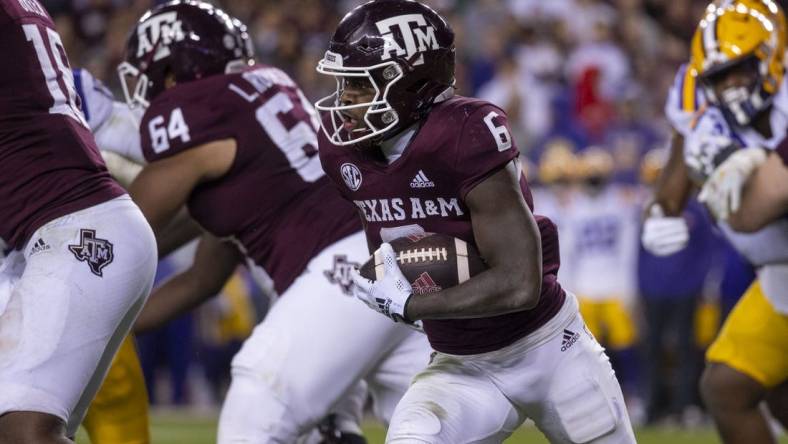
[139,65,359,294]
[778,137,788,165]
[0,0,123,250]
[320,96,566,355]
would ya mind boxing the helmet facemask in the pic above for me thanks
[118,61,151,109]
[314,0,456,146]
[315,54,405,146]
[701,54,772,126]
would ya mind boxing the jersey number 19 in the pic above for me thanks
[23,24,88,128]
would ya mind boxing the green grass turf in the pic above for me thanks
[75,412,788,444]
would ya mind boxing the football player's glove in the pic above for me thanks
[351,243,417,327]
[641,204,690,256]
[684,133,739,183]
[698,147,768,221]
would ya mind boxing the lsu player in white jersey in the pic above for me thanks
[71,68,151,444]
[531,140,581,234]
[643,1,788,442]
[562,148,641,409]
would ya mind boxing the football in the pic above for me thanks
[359,233,487,294]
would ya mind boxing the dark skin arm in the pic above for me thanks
[128,138,237,238]
[405,161,542,320]
[650,129,694,216]
[134,234,242,334]
[157,208,204,258]
[727,152,788,232]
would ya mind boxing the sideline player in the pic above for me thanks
[316,1,636,442]
[118,2,431,442]
[564,148,641,408]
[642,1,788,442]
[0,0,156,443]
[71,68,151,444]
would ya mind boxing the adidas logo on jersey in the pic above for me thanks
[410,170,435,188]
[30,238,51,256]
[561,328,580,352]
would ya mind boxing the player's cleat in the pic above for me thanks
[316,415,368,444]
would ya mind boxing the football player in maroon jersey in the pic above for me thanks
[0,0,156,442]
[117,1,431,442]
[316,1,636,442]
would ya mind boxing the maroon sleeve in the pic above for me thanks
[140,82,236,163]
[317,130,353,200]
[777,137,788,166]
[454,104,519,199]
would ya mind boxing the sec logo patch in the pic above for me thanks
[340,163,362,191]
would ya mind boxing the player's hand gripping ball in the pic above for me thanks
[352,233,487,327]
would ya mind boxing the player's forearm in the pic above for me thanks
[406,261,542,321]
[134,273,211,333]
[157,209,203,258]
[652,131,693,216]
[727,153,788,232]
[407,162,544,320]
[129,167,197,237]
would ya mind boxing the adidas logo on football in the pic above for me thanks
[30,238,51,255]
[410,170,435,188]
[561,328,580,352]
[411,272,442,295]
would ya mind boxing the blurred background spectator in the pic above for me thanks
[43,0,777,427]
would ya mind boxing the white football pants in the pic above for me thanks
[0,195,156,436]
[386,293,637,444]
[218,231,432,443]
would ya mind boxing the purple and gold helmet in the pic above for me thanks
[118,0,254,108]
[315,0,455,146]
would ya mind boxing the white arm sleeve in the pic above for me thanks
[664,63,702,137]
[73,68,114,131]
[94,102,146,164]
[73,68,145,164]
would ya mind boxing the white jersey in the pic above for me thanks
[73,68,145,164]
[532,185,578,286]
[665,62,788,146]
[666,63,788,313]
[562,185,640,301]
[664,63,705,137]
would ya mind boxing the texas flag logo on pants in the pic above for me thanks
[68,229,114,277]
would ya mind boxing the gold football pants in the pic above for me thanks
[82,335,150,444]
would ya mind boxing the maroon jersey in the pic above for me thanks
[0,0,123,250]
[319,96,566,355]
[778,138,788,166]
[140,65,359,294]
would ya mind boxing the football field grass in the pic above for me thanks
[75,411,788,443]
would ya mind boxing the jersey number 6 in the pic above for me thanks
[483,111,513,152]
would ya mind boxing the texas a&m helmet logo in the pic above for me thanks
[375,14,439,66]
[68,229,114,277]
[340,163,363,191]
[136,12,186,62]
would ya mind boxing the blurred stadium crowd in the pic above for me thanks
[42,0,766,429]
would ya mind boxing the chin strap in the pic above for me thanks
[433,86,455,103]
